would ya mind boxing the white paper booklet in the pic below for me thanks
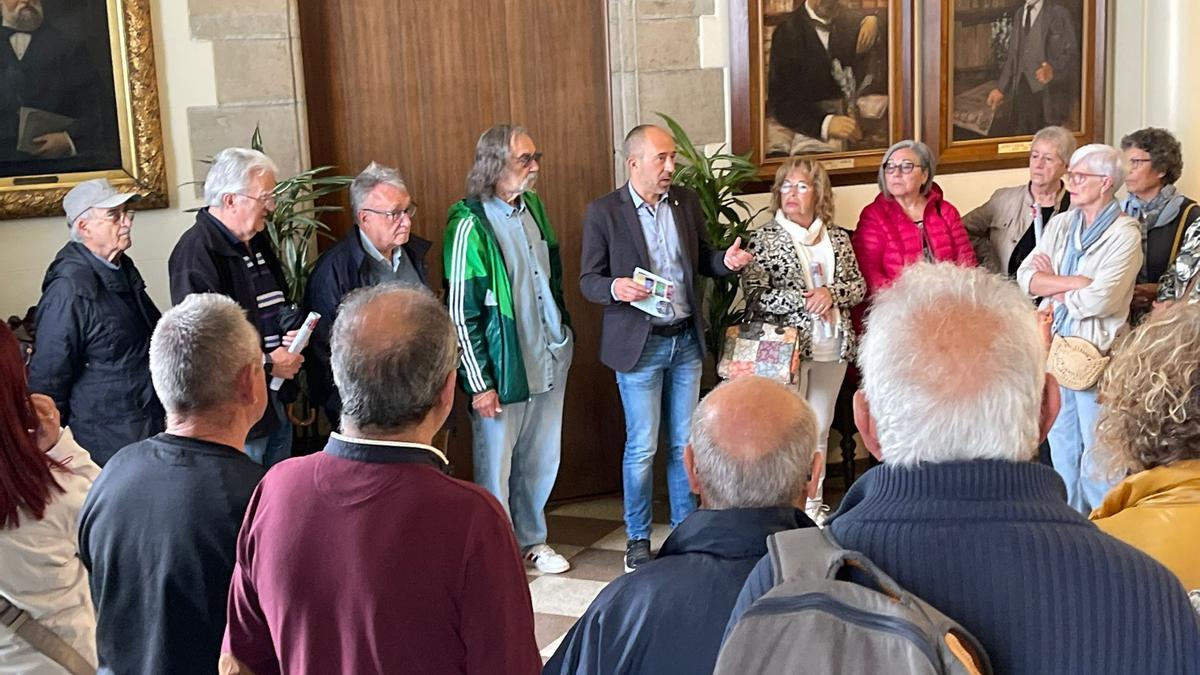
[632,266,676,319]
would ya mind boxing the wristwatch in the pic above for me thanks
[262,352,273,375]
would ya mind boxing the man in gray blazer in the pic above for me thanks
[986,0,1079,136]
[580,124,752,572]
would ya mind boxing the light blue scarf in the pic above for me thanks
[1052,200,1122,336]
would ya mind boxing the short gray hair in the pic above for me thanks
[465,125,526,201]
[1032,126,1076,165]
[858,263,1046,466]
[1121,127,1184,186]
[332,283,458,432]
[689,379,817,509]
[1070,143,1126,196]
[67,213,86,243]
[622,124,660,159]
[350,162,408,223]
[878,140,936,196]
[150,294,262,415]
[203,147,279,208]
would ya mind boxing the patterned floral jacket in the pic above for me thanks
[1158,217,1200,304]
[741,220,866,362]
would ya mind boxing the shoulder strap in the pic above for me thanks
[766,528,908,601]
[1170,202,1196,264]
[0,593,95,675]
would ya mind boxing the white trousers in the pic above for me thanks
[797,360,848,509]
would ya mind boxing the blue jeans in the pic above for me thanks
[1048,386,1114,513]
[471,340,571,550]
[245,397,293,468]
[617,330,701,540]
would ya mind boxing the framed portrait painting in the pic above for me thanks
[922,0,1107,171]
[731,0,915,185]
[0,0,167,219]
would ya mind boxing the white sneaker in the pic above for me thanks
[805,499,831,529]
[524,544,570,574]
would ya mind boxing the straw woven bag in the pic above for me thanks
[1048,335,1109,391]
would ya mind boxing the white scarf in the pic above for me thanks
[774,211,841,339]
[775,210,824,287]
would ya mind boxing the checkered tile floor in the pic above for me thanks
[526,497,671,659]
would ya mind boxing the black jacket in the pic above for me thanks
[168,209,294,438]
[28,241,163,465]
[303,228,431,424]
[1142,196,1199,285]
[579,184,731,372]
[766,5,863,138]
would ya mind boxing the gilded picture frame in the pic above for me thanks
[731,0,915,186]
[0,0,167,219]
[921,0,1107,172]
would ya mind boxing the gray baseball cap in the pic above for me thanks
[63,179,140,225]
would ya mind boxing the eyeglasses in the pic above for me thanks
[514,151,543,168]
[236,192,277,210]
[1066,171,1107,185]
[1127,157,1153,167]
[361,204,418,221]
[779,181,811,194]
[94,208,134,222]
[883,161,923,175]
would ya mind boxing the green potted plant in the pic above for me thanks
[658,113,765,360]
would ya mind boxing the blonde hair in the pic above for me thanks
[1095,303,1200,477]
[770,157,835,225]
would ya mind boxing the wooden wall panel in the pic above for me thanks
[298,1,622,500]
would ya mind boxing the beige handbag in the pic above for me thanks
[1048,335,1109,391]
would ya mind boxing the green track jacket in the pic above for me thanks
[444,192,571,404]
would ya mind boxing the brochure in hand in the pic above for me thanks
[632,266,676,319]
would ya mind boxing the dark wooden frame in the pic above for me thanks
[0,0,168,219]
[920,0,1107,174]
[730,0,916,188]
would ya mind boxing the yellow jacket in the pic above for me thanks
[1090,459,1200,591]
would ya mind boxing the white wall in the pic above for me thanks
[0,0,217,316]
[1109,0,1200,199]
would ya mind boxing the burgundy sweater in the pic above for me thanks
[222,437,540,674]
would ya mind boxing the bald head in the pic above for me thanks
[331,283,458,434]
[857,262,1048,466]
[623,124,672,159]
[689,376,818,509]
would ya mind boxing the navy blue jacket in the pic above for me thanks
[303,228,430,424]
[726,461,1200,675]
[29,242,163,465]
[79,433,265,675]
[544,506,813,675]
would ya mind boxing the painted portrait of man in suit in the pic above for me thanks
[763,0,891,158]
[0,0,122,177]
[952,0,1082,140]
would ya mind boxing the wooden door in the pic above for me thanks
[297,1,622,499]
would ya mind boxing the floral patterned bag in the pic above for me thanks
[716,318,801,384]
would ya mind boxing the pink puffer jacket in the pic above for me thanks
[851,183,976,330]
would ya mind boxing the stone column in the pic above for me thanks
[607,0,726,184]
[186,0,309,185]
